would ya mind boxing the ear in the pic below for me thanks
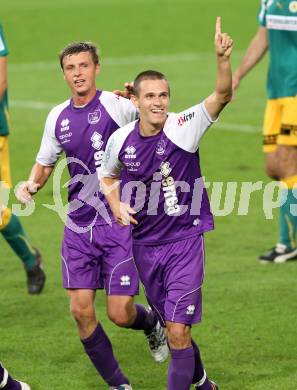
[130,94,139,108]
[95,63,101,76]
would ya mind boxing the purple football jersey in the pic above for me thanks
[36,90,138,228]
[102,102,215,244]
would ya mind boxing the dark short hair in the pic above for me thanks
[133,70,170,96]
[59,42,100,69]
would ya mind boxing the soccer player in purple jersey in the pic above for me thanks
[17,42,168,390]
[101,17,233,390]
[0,362,30,390]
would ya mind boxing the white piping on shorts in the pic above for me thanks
[108,256,133,295]
[0,366,8,388]
[202,234,205,281]
[171,234,205,322]
[142,285,166,327]
[151,303,166,327]
[171,286,201,322]
[90,226,93,243]
[62,255,70,289]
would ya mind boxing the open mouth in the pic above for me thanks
[74,79,85,87]
[151,109,164,114]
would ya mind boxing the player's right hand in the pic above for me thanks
[215,16,233,58]
[114,202,138,226]
[16,181,40,203]
[113,82,134,99]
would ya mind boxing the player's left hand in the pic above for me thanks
[214,16,233,58]
[113,82,134,99]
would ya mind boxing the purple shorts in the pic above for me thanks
[133,234,205,325]
[61,223,139,295]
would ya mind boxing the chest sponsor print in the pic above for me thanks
[160,161,180,216]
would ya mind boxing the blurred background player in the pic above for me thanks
[233,0,297,263]
[0,24,45,293]
[0,362,30,390]
[101,17,232,390]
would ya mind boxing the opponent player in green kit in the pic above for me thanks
[0,24,45,292]
[233,0,297,263]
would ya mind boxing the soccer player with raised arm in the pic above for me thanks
[0,24,45,294]
[101,17,233,390]
[17,42,168,390]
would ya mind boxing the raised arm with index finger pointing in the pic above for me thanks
[204,16,233,120]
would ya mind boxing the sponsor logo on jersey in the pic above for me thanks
[186,305,195,315]
[267,14,297,30]
[125,161,141,167]
[124,146,140,170]
[289,1,297,12]
[156,140,166,155]
[60,118,70,132]
[124,145,137,159]
[91,132,103,150]
[120,275,131,286]
[160,161,180,215]
[177,111,195,127]
[88,109,101,125]
[160,161,172,177]
[124,160,141,172]
[59,132,72,144]
[91,132,105,174]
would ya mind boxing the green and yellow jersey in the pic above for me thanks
[0,24,9,136]
[258,0,297,99]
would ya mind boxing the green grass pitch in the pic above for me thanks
[1,0,297,388]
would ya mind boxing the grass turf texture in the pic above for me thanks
[1,0,297,388]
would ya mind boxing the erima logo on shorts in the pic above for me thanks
[186,305,195,315]
[120,275,131,286]
[60,118,70,132]
[177,112,195,127]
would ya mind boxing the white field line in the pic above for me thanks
[10,99,260,133]
[11,100,54,110]
[9,51,246,71]
[10,53,207,71]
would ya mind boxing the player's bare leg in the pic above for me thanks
[107,295,137,327]
[107,296,168,362]
[260,145,297,263]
